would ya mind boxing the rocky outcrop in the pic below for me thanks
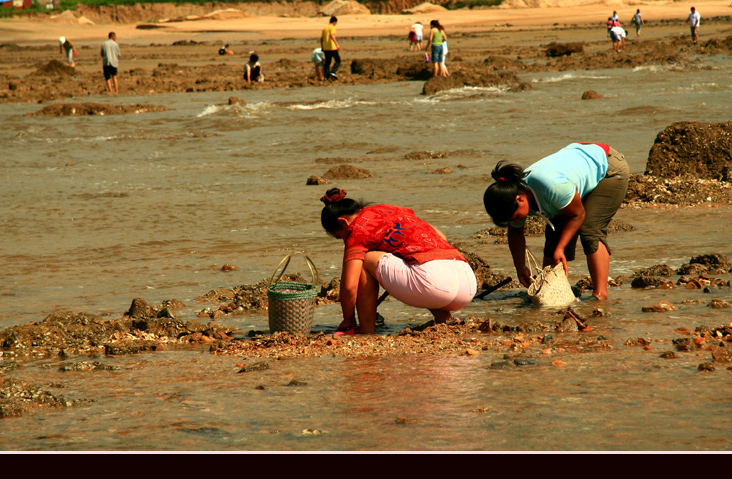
[422,70,529,95]
[645,121,732,181]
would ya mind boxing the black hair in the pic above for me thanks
[430,20,445,31]
[482,161,529,227]
[320,188,368,235]
[330,16,338,23]
[250,53,259,62]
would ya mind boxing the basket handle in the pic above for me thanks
[525,248,542,276]
[268,254,319,287]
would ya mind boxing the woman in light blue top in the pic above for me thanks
[483,143,629,300]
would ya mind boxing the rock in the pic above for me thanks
[221,264,239,272]
[581,90,604,100]
[712,345,732,363]
[127,298,152,319]
[698,362,715,372]
[513,358,539,366]
[660,351,677,359]
[645,121,732,180]
[237,361,270,373]
[545,42,584,57]
[641,301,677,312]
[306,175,331,185]
[433,167,452,174]
[323,164,373,179]
[228,97,246,105]
[631,275,668,288]
[635,265,676,276]
[422,71,526,96]
[185,320,207,332]
[689,254,732,272]
[673,337,694,352]
[709,299,732,309]
[28,102,167,117]
[490,360,514,369]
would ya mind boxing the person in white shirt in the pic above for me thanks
[686,6,701,44]
[411,22,424,51]
[610,26,626,52]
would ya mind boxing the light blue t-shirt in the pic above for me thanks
[513,143,609,226]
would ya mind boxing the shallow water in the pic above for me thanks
[1,54,732,451]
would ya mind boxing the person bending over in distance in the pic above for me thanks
[320,188,477,335]
[482,143,629,301]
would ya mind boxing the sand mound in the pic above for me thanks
[203,8,250,20]
[402,2,448,14]
[31,59,76,78]
[499,0,624,8]
[48,10,95,25]
[319,0,371,16]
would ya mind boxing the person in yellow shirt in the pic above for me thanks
[321,16,341,80]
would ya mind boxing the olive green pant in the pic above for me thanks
[544,147,630,261]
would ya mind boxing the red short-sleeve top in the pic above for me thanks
[342,205,467,265]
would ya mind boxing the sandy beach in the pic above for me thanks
[1,1,732,45]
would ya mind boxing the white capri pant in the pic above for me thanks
[375,253,477,311]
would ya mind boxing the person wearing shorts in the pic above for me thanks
[411,22,424,50]
[483,143,629,301]
[427,20,447,77]
[312,47,325,81]
[320,188,477,334]
[101,31,120,94]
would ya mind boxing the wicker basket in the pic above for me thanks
[267,254,319,335]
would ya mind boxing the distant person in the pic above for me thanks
[100,31,120,94]
[312,47,325,81]
[441,39,450,77]
[219,44,234,55]
[610,25,626,52]
[408,26,416,51]
[58,36,76,68]
[686,6,700,44]
[632,9,644,36]
[244,52,263,84]
[427,19,447,77]
[606,17,615,36]
[411,21,424,51]
[610,11,619,24]
[321,16,340,80]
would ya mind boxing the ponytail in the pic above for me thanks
[320,188,368,235]
[430,20,445,32]
[483,161,528,227]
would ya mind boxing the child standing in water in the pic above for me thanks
[320,188,477,334]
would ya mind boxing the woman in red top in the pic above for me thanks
[320,188,477,334]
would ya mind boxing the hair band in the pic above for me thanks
[320,188,347,205]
